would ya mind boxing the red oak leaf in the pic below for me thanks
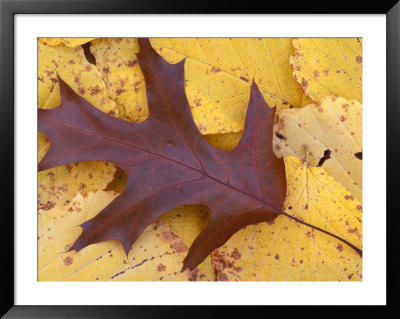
[38,39,359,271]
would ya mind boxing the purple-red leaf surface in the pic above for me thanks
[38,39,287,270]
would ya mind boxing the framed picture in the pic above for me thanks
[1,0,398,317]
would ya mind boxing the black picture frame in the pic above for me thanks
[1,0,398,317]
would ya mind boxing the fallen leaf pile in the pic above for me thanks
[38,37,362,281]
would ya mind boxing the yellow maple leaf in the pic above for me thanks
[150,38,308,134]
[273,96,362,201]
[38,39,119,210]
[291,38,362,103]
[212,156,362,281]
[203,131,242,151]
[38,191,196,281]
[39,38,96,47]
[38,132,116,210]
[38,40,117,116]
[90,38,149,122]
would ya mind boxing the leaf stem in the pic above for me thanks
[274,207,362,257]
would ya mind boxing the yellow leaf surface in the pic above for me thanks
[38,191,196,281]
[150,38,306,134]
[39,38,96,47]
[90,38,149,122]
[203,132,242,151]
[291,38,362,103]
[38,40,117,116]
[273,96,362,201]
[161,205,216,281]
[38,132,116,210]
[212,156,362,281]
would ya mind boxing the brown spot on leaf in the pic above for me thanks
[157,263,166,272]
[336,244,344,252]
[118,78,128,87]
[193,95,202,106]
[344,195,354,201]
[348,274,354,280]
[187,268,198,281]
[356,56,362,63]
[90,86,100,96]
[274,254,280,260]
[127,60,138,67]
[63,256,73,266]
[218,273,229,281]
[230,248,241,260]
[44,70,54,77]
[301,78,308,90]
[160,230,188,253]
[42,201,55,210]
[116,89,126,96]
[108,110,117,117]
[340,115,346,122]
[65,164,73,173]
[266,219,275,225]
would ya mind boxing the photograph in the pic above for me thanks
[37,37,363,282]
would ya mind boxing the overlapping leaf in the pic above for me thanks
[273,96,362,200]
[39,38,96,47]
[161,206,216,280]
[38,131,115,210]
[291,38,362,102]
[39,191,195,281]
[212,157,362,281]
[90,38,149,122]
[38,40,117,115]
[150,38,311,134]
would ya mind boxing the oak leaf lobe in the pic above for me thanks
[38,38,288,270]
